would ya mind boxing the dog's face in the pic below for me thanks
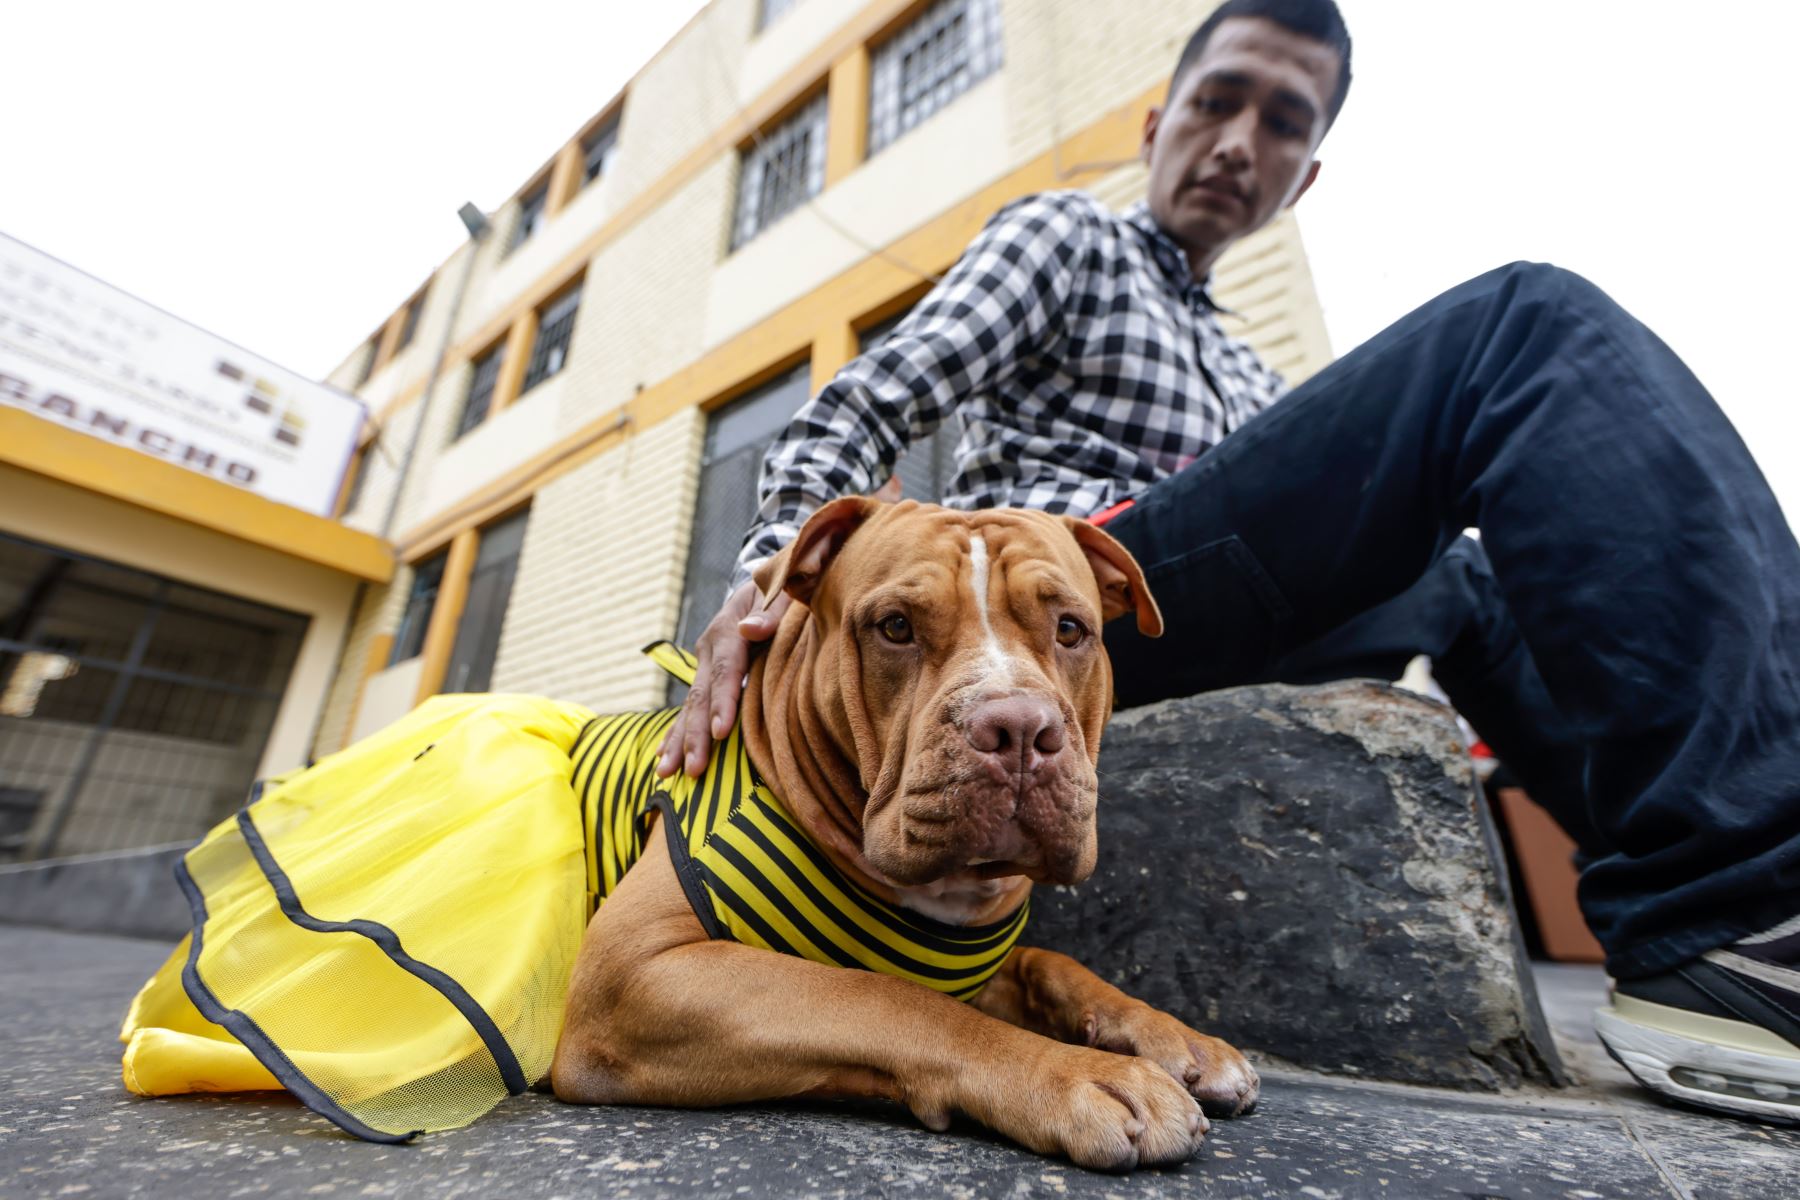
[755,500,1161,889]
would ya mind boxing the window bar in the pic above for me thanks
[22,583,168,860]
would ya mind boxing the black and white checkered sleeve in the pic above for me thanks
[730,193,1097,594]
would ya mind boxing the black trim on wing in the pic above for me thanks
[231,808,530,1100]
[173,846,420,1144]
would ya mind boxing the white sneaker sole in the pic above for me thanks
[1594,993,1800,1122]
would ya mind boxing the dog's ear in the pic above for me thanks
[1059,517,1164,637]
[754,496,880,608]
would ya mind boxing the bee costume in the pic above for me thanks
[121,643,1028,1142]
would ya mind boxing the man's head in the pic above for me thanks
[1142,0,1352,278]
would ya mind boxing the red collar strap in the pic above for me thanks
[1087,498,1136,528]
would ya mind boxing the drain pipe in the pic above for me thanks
[302,203,492,762]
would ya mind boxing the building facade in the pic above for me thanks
[0,237,389,860]
[319,0,1335,753]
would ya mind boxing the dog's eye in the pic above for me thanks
[878,615,913,644]
[1055,617,1086,647]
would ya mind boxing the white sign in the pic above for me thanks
[0,233,365,517]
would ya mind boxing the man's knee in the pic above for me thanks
[1491,260,1612,317]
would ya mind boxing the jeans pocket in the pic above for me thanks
[1141,535,1295,625]
[1105,534,1295,705]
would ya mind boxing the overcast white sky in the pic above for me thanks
[4,0,1795,518]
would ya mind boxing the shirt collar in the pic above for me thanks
[1121,201,1225,313]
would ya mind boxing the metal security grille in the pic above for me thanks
[443,509,530,694]
[522,286,582,395]
[583,114,620,184]
[868,0,1003,156]
[671,364,813,674]
[455,345,504,439]
[394,291,424,353]
[0,531,307,860]
[354,336,379,386]
[512,184,549,250]
[390,553,446,665]
[731,93,827,250]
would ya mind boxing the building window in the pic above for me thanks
[389,553,447,665]
[354,336,380,386]
[0,532,307,859]
[756,0,801,32]
[582,113,621,186]
[731,93,828,250]
[454,344,505,440]
[868,0,1003,156]
[393,291,424,354]
[512,182,549,250]
[671,363,812,661]
[521,285,582,395]
[442,509,530,694]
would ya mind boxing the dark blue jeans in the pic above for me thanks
[1100,262,1800,980]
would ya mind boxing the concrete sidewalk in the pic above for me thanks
[3,925,1797,1199]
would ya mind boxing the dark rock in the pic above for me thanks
[1029,680,1564,1090]
[0,843,191,940]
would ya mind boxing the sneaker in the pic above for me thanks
[1594,915,1800,1122]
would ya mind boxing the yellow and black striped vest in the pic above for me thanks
[573,642,1028,1000]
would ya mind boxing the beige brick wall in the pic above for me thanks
[488,406,706,714]
[554,161,735,437]
[326,241,471,398]
[1213,211,1334,384]
[391,360,482,535]
[309,575,406,759]
[338,397,423,537]
[608,0,753,205]
[1004,0,1218,165]
[449,214,533,349]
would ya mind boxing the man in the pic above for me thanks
[661,0,1800,1121]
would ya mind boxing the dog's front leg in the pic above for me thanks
[974,946,1259,1117]
[552,823,1207,1170]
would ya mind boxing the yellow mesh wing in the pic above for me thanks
[121,694,592,1140]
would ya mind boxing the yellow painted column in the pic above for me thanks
[546,141,585,216]
[824,47,870,187]
[332,442,367,518]
[491,311,540,414]
[414,529,479,702]
[810,321,860,393]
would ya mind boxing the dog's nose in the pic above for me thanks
[965,696,1066,771]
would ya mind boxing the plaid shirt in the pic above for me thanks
[733,190,1289,590]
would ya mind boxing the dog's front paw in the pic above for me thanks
[1025,1044,1207,1171]
[1085,1005,1259,1118]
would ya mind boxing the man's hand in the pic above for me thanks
[656,581,790,779]
[658,475,903,779]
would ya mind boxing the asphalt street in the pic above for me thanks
[4,926,1797,1199]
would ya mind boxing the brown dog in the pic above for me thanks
[551,498,1257,1170]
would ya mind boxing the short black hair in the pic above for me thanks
[1172,0,1353,130]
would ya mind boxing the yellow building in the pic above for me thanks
[1,0,1334,866]
[319,0,1334,760]
[0,240,390,860]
